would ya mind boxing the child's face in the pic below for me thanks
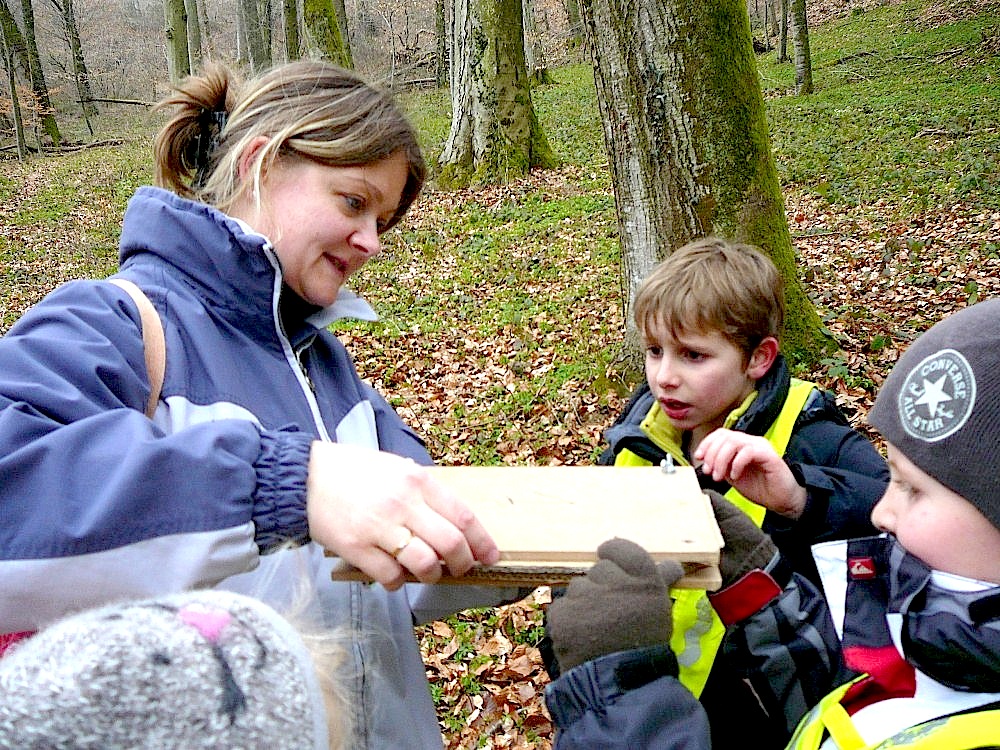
[643,321,771,443]
[872,443,1000,584]
[234,149,408,308]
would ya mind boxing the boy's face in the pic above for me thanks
[872,443,1000,584]
[643,321,773,444]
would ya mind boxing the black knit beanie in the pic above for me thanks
[868,299,1000,532]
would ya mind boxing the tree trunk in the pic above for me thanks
[49,0,97,120]
[435,0,447,86]
[778,0,788,62]
[438,0,557,186]
[302,0,351,68]
[577,0,827,365]
[238,0,271,73]
[235,0,247,66]
[283,0,299,60]
[184,0,202,69]
[197,0,211,56]
[259,0,272,59]
[790,0,812,93]
[163,0,190,82]
[1,15,27,159]
[522,0,551,84]
[563,0,583,49]
[19,0,59,145]
[331,0,352,67]
[0,0,30,79]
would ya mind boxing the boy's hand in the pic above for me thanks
[547,538,683,671]
[707,491,778,587]
[694,428,807,519]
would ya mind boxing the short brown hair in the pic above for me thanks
[634,237,784,357]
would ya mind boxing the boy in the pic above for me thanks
[570,237,887,744]
[545,299,1000,748]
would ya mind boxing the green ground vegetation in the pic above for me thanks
[2,1,998,743]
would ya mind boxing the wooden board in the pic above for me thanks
[329,465,723,590]
[329,559,721,589]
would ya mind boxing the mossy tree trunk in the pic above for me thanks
[438,0,556,186]
[283,0,299,60]
[20,0,60,146]
[435,0,447,86]
[1,18,27,159]
[302,0,351,68]
[184,0,202,69]
[522,0,551,84]
[331,0,352,68]
[790,0,812,94]
[778,0,789,62]
[578,0,829,366]
[237,0,270,73]
[163,0,190,82]
[237,0,272,75]
[0,1,29,81]
[564,0,583,49]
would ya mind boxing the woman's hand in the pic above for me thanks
[305,442,500,590]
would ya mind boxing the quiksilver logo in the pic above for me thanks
[897,348,976,442]
[848,557,876,579]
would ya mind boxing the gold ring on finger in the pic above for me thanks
[390,528,415,559]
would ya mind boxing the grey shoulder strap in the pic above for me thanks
[108,278,165,420]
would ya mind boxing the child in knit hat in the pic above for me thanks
[544,299,1000,749]
[0,589,346,749]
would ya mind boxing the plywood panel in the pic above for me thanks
[330,465,723,589]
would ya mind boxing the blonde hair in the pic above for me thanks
[153,60,426,232]
[634,236,784,358]
[294,621,351,750]
[253,545,354,750]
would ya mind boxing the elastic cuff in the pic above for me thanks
[709,553,789,626]
[544,644,677,728]
[614,643,679,691]
[786,462,831,531]
[252,430,313,553]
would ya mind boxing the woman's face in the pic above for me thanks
[234,148,409,308]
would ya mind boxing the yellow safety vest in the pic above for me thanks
[616,378,817,697]
[787,675,1000,749]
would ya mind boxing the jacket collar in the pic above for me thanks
[118,187,377,338]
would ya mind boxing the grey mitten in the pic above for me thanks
[547,538,684,672]
[707,490,778,588]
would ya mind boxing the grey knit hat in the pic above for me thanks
[869,299,1000,532]
[0,590,331,749]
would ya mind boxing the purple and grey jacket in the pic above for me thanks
[0,186,510,749]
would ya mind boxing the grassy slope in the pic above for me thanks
[760,0,1000,213]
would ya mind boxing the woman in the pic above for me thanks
[0,60,506,748]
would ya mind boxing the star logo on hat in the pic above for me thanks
[897,348,976,442]
[912,374,952,419]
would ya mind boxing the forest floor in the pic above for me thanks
[410,187,1000,750]
[0,0,998,747]
[401,2,1000,746]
